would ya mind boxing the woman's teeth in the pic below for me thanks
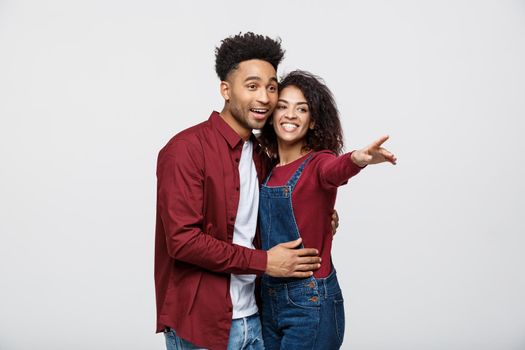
[281,123,298,131]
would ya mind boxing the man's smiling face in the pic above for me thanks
[221,59,278,138]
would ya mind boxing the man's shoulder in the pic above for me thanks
[160,118,213,155]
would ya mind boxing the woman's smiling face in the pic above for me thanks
[272,85,314,146]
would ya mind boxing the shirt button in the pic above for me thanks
[236,187,239,191]
[235,158,239,162]
[230,217,235,222]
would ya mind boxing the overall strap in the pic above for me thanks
[286,153,314,191]
[262,153,314,188]
[262,167,274,186]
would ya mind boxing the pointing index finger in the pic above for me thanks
[371,135,389,149]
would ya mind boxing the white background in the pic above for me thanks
[1,1,524,349]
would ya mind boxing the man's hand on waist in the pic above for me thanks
[265,238,321,278]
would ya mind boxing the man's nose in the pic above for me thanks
[257,89,270,104]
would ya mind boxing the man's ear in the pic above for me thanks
[220,81,230,102]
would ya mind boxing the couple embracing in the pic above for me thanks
[155,32,396,350]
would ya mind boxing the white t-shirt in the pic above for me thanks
[229,140,259,319]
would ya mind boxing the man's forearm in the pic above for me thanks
[164,226,268,275]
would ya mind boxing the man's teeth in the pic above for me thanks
[281,123,298,131]
[250,108,268,113]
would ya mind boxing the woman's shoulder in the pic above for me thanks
[310,150,338,162]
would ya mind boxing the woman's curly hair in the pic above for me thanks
[215,32,285,81]
[259,70,344,160]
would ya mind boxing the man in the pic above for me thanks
[155,33,327,350]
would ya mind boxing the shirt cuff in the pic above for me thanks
[249,249,268,276]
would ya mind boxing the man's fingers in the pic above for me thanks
[290,271,315,278]
[294,263,322,272]
[295,248,319,257]
[332,210,339,229]
[296,256,321,265]
[278,238,303,249]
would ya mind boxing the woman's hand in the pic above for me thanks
[351,135,397,167]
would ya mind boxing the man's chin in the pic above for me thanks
[248,119,268,130]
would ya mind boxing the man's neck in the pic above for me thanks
[220,108,251,141]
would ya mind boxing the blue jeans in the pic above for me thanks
[261,269,345,350]
[164,313,265,350]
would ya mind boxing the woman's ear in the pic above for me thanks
[309,120,315,130]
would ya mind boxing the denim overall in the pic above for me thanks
[259,154,345,350]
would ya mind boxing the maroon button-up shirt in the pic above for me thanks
[155,111,268,350]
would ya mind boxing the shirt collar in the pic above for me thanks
[210,111,262,151]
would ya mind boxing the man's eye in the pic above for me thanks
[268,85,277,92]
[247,84,257,90]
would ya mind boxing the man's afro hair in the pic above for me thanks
[215,32,285,81]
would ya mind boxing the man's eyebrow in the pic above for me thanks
[243,76,262,82]
[243,76,278,83]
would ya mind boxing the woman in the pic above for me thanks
[258,70,396,349]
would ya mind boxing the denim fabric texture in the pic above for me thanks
[261,269,345,350]
[164,313,265,350]
[259,154,313,251]
[259,154,345,349]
